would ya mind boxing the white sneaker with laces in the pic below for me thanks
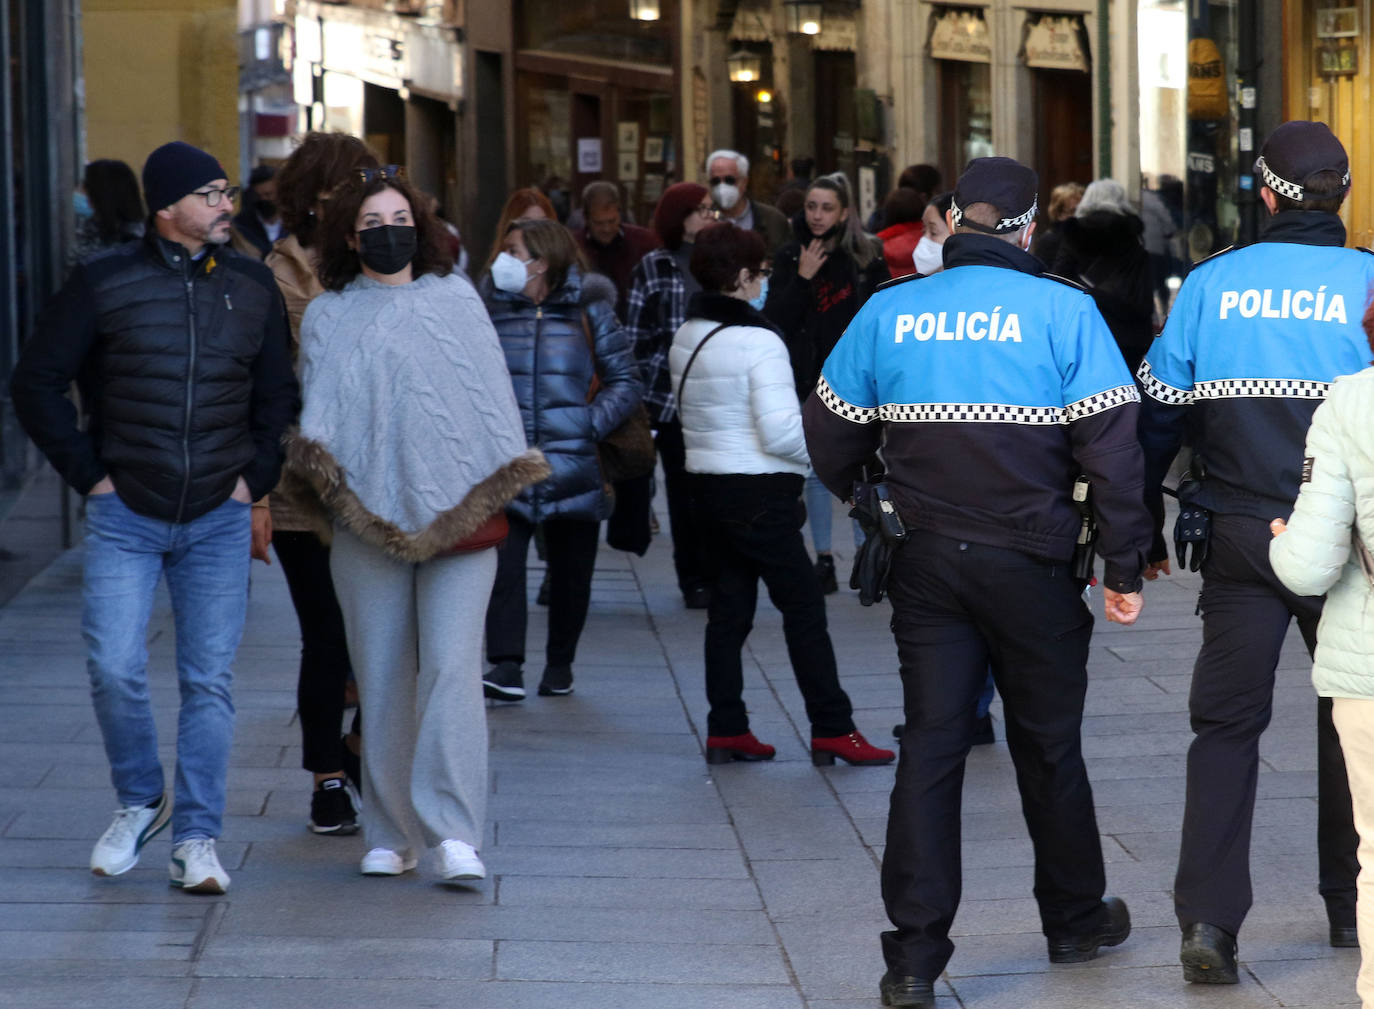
[90,794,170,876]
[438,839,486,881]
[169,838,230,894]
[360,847,417,876]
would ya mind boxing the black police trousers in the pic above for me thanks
[880,532,1107,980]
[1173,513,1358,935]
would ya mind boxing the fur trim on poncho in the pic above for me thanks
[284,432,548,563]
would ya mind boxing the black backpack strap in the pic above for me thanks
[676,322,730,413]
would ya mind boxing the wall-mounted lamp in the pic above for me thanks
[756,88,773,104]
[727,48,763,83]
[785,0,823,35]
[629,0,661,21]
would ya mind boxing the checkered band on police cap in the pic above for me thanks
[1254,121,1350,203]
[950,157,1039,234]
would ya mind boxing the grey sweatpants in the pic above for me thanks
[330,527,494,856]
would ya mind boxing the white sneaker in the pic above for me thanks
[169,838,230,894]
[90,794,170,876]
[438,839,486,881]
[360,847,417,876]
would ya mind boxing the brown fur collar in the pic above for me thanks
[283,430,550,562]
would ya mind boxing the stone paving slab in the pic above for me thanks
[0,491,1363,1007]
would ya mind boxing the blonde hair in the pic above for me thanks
[1047,182,1085,222]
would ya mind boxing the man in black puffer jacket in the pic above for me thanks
[10,141,298,895]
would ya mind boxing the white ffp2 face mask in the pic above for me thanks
[491,251,530,294]
[913,235,944,276]
[711,182,741,212]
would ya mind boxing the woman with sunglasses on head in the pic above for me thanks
[288,168,548,883]
[479,219,642,703]
[624,182,716,608]
[669,222,893,768]
[763,172,890,594]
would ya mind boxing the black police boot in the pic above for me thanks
[1047,896,1131,963]
[815,554,838,594]
[879,970,934,1008]
[1180,922,1239,984]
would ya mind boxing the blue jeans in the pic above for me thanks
[82,492,251,842]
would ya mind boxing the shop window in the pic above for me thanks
[929,6,992,184]
[517,0,672,65]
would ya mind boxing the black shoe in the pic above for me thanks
[1047,896,1131,963]
[1180,922,1239,984]
[879,970,934,1008]
[971,713,995,746]
[1331,924,1359,948]
[535,572,550,607]
[538,664,574,696]
[483,661,526,702]
[308,778,359,835]
[815,554,838,594]
[893,723,905,740]
[683,585,711,610]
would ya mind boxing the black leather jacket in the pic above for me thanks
[11,232,298,522]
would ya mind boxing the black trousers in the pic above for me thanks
[881,532,1106,980]
[1174,514,1358,934]
[690,472,854,739]
[485,514,600,669]
[655,419,710,596]
[271,530,352,774]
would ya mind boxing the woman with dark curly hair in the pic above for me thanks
[288,168,548,882]
[262,133,380,837]
[68,159,145,267]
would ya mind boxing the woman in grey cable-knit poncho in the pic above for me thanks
[286,170,548,884]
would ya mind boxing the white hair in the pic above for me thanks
[1076,178,1135,217]
[705,149,749,179]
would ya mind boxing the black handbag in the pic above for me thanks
[848,476,907,606]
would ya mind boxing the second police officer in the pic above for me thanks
[803,156,1154,1008]
[1138,121,1372,984]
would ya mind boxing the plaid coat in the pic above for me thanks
[624,247,689,424]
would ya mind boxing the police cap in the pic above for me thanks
[950,157,1038,235]
[1255,121,1350,202]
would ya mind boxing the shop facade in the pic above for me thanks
[1283,1,1374,249]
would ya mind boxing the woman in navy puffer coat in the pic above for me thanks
[480,218,641,701]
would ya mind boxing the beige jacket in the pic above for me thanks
[263,234,325,532]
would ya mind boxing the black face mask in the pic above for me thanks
[812,221,844,243]
[357,225,417,275]
[255,199,278,219]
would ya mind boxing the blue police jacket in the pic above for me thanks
[1138,211,1374,557]
[803,233,1152,593]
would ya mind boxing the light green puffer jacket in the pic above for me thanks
[1270,366,1374,699]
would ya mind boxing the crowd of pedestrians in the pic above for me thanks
[11,119,1374,1009]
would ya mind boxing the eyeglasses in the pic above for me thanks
[709,175,738,187]
[357,164,403,185]
[192,186,240,207]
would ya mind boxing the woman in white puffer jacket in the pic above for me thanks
[669,223,893,770]
[1270,341,1374,1008]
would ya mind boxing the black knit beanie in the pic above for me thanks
[141,141,226,213]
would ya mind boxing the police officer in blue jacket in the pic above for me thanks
[804,157,1153,1009]
[1138,121,1370,984]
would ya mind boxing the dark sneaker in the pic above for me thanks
[309,777,359,835]
[483,661,525,702]
[538,664,574,696]
[815,554,838,594]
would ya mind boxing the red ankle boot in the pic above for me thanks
[705,732,776,764]
[811,731,895,766]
